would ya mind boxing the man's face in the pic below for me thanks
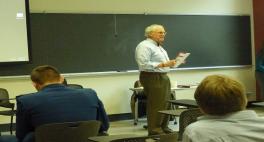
[149,26,166,44]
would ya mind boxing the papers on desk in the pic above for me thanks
[135,87,143,89]
[174,52,190,68]
[129,87,143,92]
[130,85,197,91]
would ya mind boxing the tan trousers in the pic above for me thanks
[140,71,171,135]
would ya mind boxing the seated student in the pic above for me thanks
[0,135,18,142]
[15,65,109,142]
[183,75,264,142]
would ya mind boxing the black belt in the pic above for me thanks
[140,71,167,75]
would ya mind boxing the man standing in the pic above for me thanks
[135,24,177,135]
[16,65,109,142]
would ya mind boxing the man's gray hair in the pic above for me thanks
[144,24,163,38]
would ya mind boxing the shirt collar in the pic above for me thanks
[198,110,258,121]
[147,38,160,46]
[41,84,66,91]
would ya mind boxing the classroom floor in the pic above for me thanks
[108,117,179,136]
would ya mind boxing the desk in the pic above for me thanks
[129,86,197,93]
[251,102,264,107]
[129,85,197,100]
[129,86,197,101]
[168,99,198,108]
[158,109,187,116]
[159,99,197,125]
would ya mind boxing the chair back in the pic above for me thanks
[35,120,101,142]
[0,88,15,134]
[133,80,145,98]
[178,108,203,141]
[134,80,142,88]
[63,78,83,89]
[157,132,178,142]
[0,88,14,108]
[131,80,147,120]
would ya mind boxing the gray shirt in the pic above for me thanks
[183,110,264,142]
[135,38,170,73]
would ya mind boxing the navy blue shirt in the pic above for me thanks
[16,84,109,142]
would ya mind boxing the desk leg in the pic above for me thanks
[170,91,178,124]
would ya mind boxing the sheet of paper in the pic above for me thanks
[174,52,190,68]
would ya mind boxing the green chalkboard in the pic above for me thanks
[0,14,251,76]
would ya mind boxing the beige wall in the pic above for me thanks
[0,0,254,124]
[29,0,251,15]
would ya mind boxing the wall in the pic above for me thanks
[253,0,264,100]
[0,0,254,124]
[253,0,264,51]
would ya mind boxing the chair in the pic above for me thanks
[177,108,203,141]
[63,78,83,89]
[0,88,16,134]
[35,120,101,142]
[130,80,147,125]
[67,84,84,89]
[158,108,187,125]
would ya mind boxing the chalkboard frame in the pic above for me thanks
[0,13,252,77]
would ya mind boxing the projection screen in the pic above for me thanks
[0,0,30,63]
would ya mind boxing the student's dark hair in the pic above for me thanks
[31,65,61,85]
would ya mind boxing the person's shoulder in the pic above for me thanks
[184,120,214,139]
[16,92,41,107]
[73,88,100,102]
[136,39,153,51]
[185,117,212,131]
[16,92,38,101]
[138,39,149,45]
[76,88,97,96]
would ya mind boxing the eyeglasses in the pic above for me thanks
[156,31,167,35]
